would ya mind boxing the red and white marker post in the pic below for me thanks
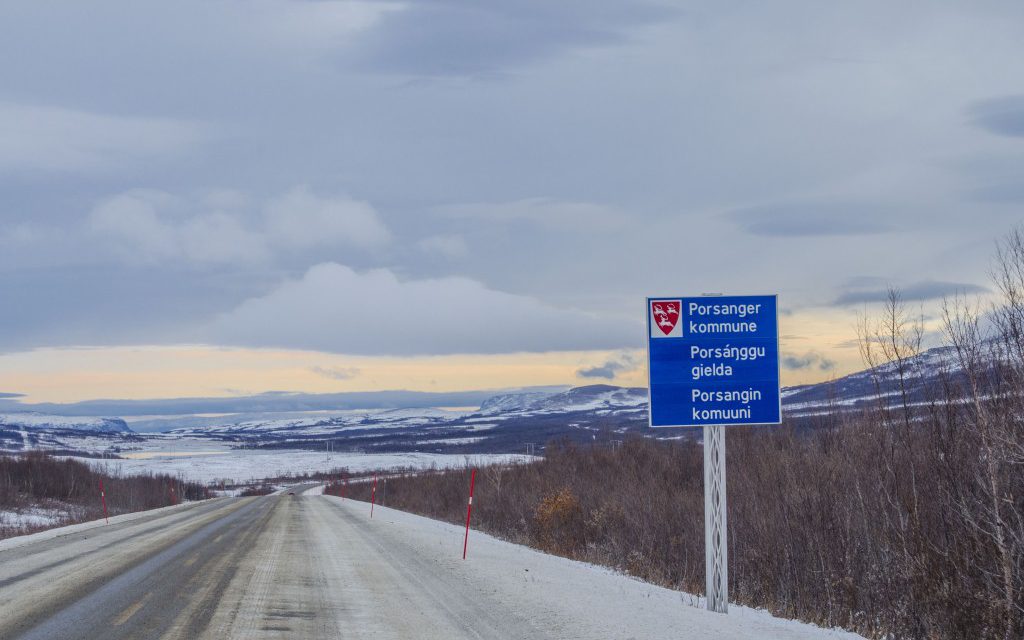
[99,479,109,524]
[342,473,347,500]
[370,475,378,518]
[462,468,477,560]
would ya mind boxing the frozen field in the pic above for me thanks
[76,441,533,484]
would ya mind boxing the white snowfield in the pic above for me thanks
[0,413,129,432]
[0,493,866,640]
[80,448,533,484]
[0,507,67,531]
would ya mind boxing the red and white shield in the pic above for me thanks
[650,300,682,338]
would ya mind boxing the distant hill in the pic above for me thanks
[0,345,963,456]
[480,384,647,415]
[782,345,961,416]
[0,413,132,433]
[0,413,137,454]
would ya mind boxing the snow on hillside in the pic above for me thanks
[167,407,471,438]
[479,384,647,416]
[781,344,966,414]
[80,448,533,484]
[0,413,131,433]
[1,346,964,460]
[478,391,560,414]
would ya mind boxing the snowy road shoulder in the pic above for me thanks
[328,496,866,640]
[0,499,218,553]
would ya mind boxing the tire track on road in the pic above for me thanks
[8,497,268,640]
[318,496,550,640]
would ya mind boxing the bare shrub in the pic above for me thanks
[532,487,585,555]
[0,452,211,539]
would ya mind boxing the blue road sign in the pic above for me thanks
[647,295,781,427]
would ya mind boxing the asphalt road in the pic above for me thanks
[0,488,864,640]
[0,487,540,640]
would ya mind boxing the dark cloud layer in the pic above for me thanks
[783,352,836,372]
[967,181,1024,203]
[729,204,893,237]
[969,95,1024,138]
[833,280,988,306]
[0,389,511,418]
[351,1,676,77]
[576,354,637,380]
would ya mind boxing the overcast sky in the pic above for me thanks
[1,1,1023,407]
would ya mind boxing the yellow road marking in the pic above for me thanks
[113,591,153,627]
[213,534,224,543]
[184,554,199,567]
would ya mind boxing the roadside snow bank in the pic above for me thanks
[0,499,217,552]
[327,497,867,640]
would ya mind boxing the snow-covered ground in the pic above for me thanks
[326,497,867,640]
[76,444,533,484]
[0,413,130,432]
[0,507,68,531]
[0,500,200,551]
[415,437,486,445]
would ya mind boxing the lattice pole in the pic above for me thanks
[704,424,728,613]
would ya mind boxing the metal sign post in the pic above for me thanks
[646,295,780,614]
[703,424,727,613]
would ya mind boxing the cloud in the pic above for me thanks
[842,275,889,288]
[417,234,469,259]
[88,191,183,262]
[576,353,637,379]
[438,198,626,232]
[728,203,893,237]
[204,262,636,355]
[782,352,836,372]
[86,186,389,267]
[251,1,401,55]
[1,389,518,424]
[310,366,361,381]
[265,186,390,250]
[0,102,203,172]
[967,181,1024,203]
[0,392,25,399]
[968,95,1024,138]
[833,280,989,305]
[350,1,675,77]
[89,190,270,266]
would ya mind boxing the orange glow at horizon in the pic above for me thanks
[0,307,902,405]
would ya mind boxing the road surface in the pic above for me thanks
[0,489,864,640]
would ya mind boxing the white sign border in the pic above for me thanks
[646,294,783,429]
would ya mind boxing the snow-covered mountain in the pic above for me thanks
[0,413,139,455]
[479,385,647,415]
[0,413,132,433]
[136,384,654,455]
[0,345,968,456]
[479,390,559,414]
[782,345,963,416]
